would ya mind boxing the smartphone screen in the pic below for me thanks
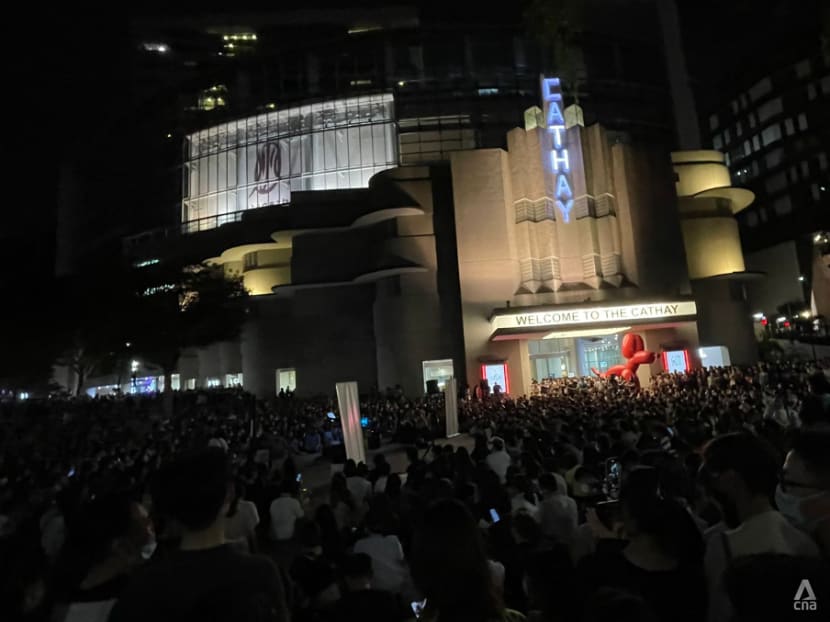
[296,473,302,483]
[489,508,500,523]
[411,599,427,618]
[605,458,622,499]
[67,467,76,478]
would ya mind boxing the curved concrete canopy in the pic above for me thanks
[692,187,755,213]
[271,265,428,295]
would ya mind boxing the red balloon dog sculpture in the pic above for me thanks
[591,333,655,388]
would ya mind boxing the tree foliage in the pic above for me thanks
[128,262,249,390]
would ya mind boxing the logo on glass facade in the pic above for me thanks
[182,94,398,232]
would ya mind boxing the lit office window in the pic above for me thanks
[812,184,821,201]
[276,369,297,393]
[798,114,808,131]
[736,120,743,137]
[807,83,817,100]
[723,128,731,144]
[749,77,772,101]
[731,100,739,114]
[757,98,783,123]
[712,134,723,150]
[752,135,761,151]
[785,118,795,136]
[761,124,782,146]
[773,196,792,215]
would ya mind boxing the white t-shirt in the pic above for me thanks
[269,495,304,541]
[486,450,511,483]
[373,476,388,494]
[705,509,819,622]
[538,492,578,543]
[347,476,372,506]
[353,534,409,594]
[225,499,260,545]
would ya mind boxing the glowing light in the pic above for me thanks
[777,316,787,323]
[166,133,172,138]
[542,76,573,223]
[266,102,276,110]
[134,258,160,268]
[131,360,140,372]
[800,311,812,319]
[799,275,805,281]
[752,312,764,320]
[543,326,631,339]
[397,81,406,87]
[142,42,169,53]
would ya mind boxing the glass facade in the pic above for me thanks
[182,94,398,232]
[529,334,623,379]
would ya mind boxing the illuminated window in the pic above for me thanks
[225,373,243,387]
[276,369,296,393]
[795,59,811,78]
[736,120,743,137]
[198,85,228,111]
[752,135,761,151]
[785,118,795,135]
[222,33,257,42]
[749,77,772,101]
[723,128,731,144]
[761,124,782,146]
[712,134,723,150]
[206,377,221,388]
[422,359,455,393]
[141,42,169,53]
[797,113,808,131]
[757,98,782,123]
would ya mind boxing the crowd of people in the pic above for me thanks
[1,361,829,621]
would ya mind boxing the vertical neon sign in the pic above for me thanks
[541,77,574,223]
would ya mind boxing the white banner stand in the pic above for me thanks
[445,377,459,438]
[336,381,366,465]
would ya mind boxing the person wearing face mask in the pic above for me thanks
[776,429,830,557]
[700,433,819,622]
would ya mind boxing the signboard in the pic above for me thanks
[541,77,573,222]
[492,301,697,331]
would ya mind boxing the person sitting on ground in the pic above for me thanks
[269,480,304,543]
[410,499,525,622]
[108,448,289,622]
[289,519,339,613]
[335,553,411,622]
[225,481,260,554]
[344,460,372,509]
[352,505,409,596]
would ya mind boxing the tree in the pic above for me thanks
[129,262,249,409]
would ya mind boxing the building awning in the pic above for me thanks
[489,300,697,341]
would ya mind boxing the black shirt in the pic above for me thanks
[108,544,288,622]
[336,589,411,622]
[576,550,706,622]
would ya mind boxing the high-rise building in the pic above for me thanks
[680,0,830,324]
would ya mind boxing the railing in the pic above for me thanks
[123,210,251,253]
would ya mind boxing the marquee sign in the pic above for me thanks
[542,77,573,223]
[491,301,698,331]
